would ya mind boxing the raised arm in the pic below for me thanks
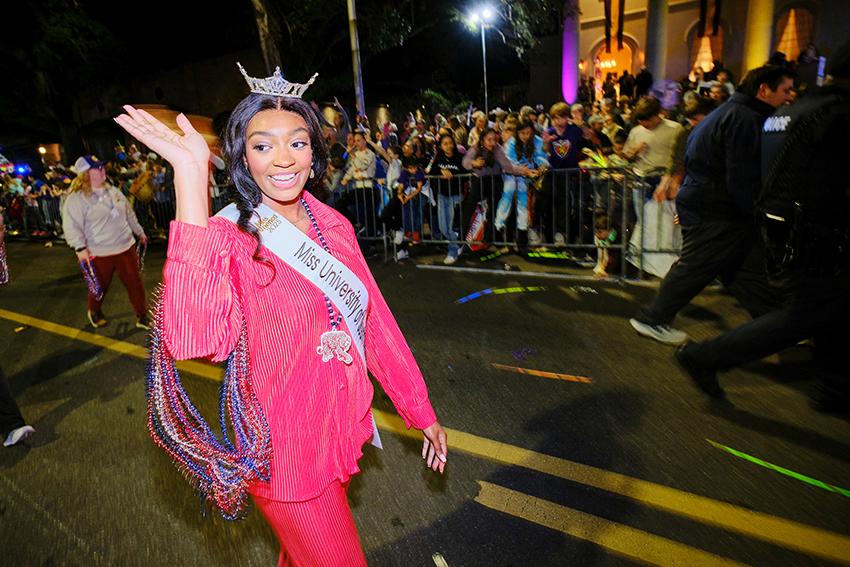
[114,106,240,360]
[114,107,209,228]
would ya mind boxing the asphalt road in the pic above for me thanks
[1,239,849,567]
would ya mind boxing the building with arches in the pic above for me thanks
[530,0,848,104]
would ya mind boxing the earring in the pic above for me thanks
[309,169,315,179]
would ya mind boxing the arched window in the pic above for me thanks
[774,8,813,63]
[688,24,724,75]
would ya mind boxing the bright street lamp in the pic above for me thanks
[468,6,495,114]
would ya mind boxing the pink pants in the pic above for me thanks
[253,481,368,567]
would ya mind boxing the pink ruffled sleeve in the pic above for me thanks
[162,219,242,363]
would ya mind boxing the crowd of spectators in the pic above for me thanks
[1,51,812,277]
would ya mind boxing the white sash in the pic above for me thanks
[216,202,382,448]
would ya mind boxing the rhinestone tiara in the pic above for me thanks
[237,62,318,98]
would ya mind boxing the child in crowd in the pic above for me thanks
[593,210,621,279]
[537,102,591,246]
[379,156,425,259]
[430,134,466,264]
[498,119,549,253]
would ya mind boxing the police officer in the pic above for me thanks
[675,41,850,412]
[628,65,795,345]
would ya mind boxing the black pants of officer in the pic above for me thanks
[0,365,26,439]
[687,273,850,397]
[638,220,781,325]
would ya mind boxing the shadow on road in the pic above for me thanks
[364,390,645,566]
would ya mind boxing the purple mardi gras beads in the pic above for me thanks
[146,285,272,520]
[0,226,9,286]
[80,261,103,301]
[136,240,147,272]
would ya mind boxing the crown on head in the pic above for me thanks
[237,62,318,98]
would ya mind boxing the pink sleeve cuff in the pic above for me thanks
[403,398,438,431]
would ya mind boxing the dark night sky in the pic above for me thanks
[33,0,527,107]
[0,0,533,154]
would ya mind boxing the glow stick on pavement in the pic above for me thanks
[527,251,574,260]
[707,439,850,499]
[455,286,547,304]
[491,363,592,383]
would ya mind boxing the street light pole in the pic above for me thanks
[480,22,488,115]
[346,0,366,117]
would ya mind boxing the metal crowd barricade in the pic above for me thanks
[330,178,389,260]
[378,167,684,281]
[2,172,681,278]
[2,193,64,242]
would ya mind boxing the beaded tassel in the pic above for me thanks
[80,261,103,301]
[0,226,8,286]
[146,285,272,520]
[137,240,147,272]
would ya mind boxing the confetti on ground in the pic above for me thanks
[432,553,449,567]
[566,285,599,295]
[511,347,536,361]
[707,439,850,498]
[527,250,574,260]
[479,247,510,262]
[455,286,547,304]
[491,363,592,383]
[14,326,27,333]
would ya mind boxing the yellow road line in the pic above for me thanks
[491,363,593,383]
[0,308,221,380]
[3,307,850,564]
[373,411,850,564]
[475,481,749,567]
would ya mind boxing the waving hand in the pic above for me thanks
[113,106,210,169]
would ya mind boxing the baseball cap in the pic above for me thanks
[72,154,105,174]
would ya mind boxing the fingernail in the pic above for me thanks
[438,454,447,462]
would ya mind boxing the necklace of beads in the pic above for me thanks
[301,197,343,331]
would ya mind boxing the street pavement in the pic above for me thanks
[1,239,849,566]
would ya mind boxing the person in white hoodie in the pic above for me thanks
[63,154,149,330]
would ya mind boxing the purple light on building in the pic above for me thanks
[561,6,580,103]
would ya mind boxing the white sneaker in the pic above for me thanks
[4,425,35,447]
[629,318,688,345]
[528,228,542,246]
[443,255,457,265]
[393,230,404,245]
[554,232,566,247]
[396,249,409,261]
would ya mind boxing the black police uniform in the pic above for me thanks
[635,92,782,327]
[684,84,850,407]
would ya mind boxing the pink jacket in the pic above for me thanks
[162,192,437,502]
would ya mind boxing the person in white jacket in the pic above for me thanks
[63,154,149,330]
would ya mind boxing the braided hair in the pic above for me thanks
[223,94,329,263]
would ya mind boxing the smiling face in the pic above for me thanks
[759,77,795,108]
[482,131,498,151]
[440,136,455,156]
[354,132,368,151]
[245,109,313,205]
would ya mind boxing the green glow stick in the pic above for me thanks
[707,439,850,498]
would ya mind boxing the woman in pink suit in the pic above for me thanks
[114,65,447,567]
